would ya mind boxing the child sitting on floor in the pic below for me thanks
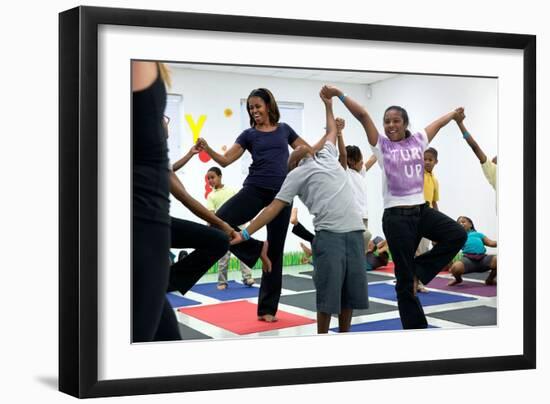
[366,236,390,271]
[448,216,497,286]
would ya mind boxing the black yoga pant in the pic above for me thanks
[382,204,466,329]
[133,218,181,342]
[168,217,229,296]
[216,185,292,316]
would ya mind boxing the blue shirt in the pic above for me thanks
[462,230,487,254]
[236,122,299,191]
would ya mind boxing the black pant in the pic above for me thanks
[382,204,466,329]
[133,218,181,342]
[216,185,292,316]
[292,222,315,243]
[168,217,229,296]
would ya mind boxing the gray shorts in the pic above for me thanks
[461,254,495,274]
[312,230,369,314]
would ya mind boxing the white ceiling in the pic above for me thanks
[167,63,397,85]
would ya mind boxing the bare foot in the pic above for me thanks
[417,281,428,293]
[290,207,298,225]
[260,240,272,273]
[258,314,278,322]
[485,277,497,286]
[447,277,463,286]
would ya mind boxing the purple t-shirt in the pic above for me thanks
[236,122,299,191]
[371,131,428,208]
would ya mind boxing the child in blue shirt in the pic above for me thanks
[448,216,497,286]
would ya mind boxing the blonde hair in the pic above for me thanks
[157,62,172,88]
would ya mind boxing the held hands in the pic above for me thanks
[188,144,200,155]
[230,231,244,245]
[320,85,343,99]
[195,137,209,152]
[453,107,465,123]
[335,117,345,135]
[219,221,240,243]
[319,89,332,106]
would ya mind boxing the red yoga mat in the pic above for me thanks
[179,300,315,335]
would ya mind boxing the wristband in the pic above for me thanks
[241,228,250,241]
[337,94,346,102]
[462,131,470,139]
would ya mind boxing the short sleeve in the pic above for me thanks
[206,193,215,211]
[322,142,338,158]
[235,129,250,150]
[417,130,429,149]
[370,135,384,167]
[481,160,497,189]
[275,169,303,204]
[282,123,299,145]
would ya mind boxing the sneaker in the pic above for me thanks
[244,278,255,287]
[216,283,228,290]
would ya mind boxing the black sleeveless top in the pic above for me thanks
[133,68,170,224]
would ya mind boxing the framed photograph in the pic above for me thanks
[59,6,536,398]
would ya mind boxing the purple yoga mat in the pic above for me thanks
[426,276,496,297]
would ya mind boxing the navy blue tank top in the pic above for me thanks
[133,67,170,224]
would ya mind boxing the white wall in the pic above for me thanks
[170,68,498,252]
[2,1,547,404]
[168,67,370,251]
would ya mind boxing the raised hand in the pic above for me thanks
[321,85,343,99]
[189,144,201,155]
[336,117,345,133]
[453,107,465,123]
[319,89,333,106]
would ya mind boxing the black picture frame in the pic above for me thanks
[59,5,536,398]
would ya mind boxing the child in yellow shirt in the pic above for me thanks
[415,147,440,293]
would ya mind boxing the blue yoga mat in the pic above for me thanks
[330,318,438,332]
[368,283,476,306]
[166,292,200,308]
[190,280,259,301]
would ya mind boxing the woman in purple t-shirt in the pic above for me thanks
[321,85,467,330]
[197,88,312,322]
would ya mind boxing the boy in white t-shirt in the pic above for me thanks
[335,118,374,255]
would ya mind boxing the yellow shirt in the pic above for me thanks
[206,186,237,212]
[481,160,497,190]
[423,171,439,207]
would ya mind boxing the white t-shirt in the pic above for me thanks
[275,143,365,233]
[371,130,428,209]
[346,168,368,219]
